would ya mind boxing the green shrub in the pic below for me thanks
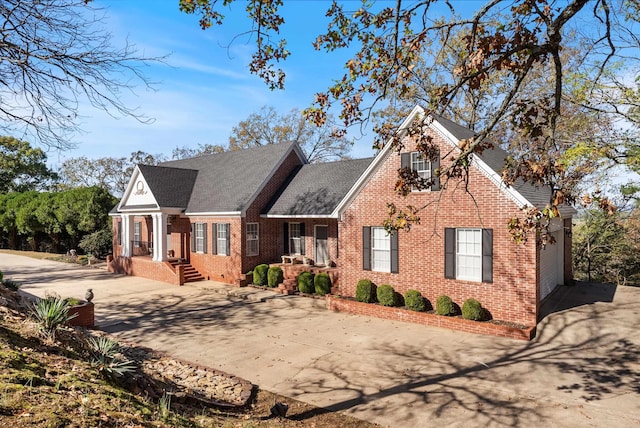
[86,335,135,378]
[31,296,77,341]
[355,279,376,303]
[376,284,397,306]
[0,270,3,282]
[436,295,456,316]
[462,298,484,321]
[404,289,426,312]
[267,266,284,288]
[2,278,20,291]
[297,271,315,294]
[314,273,332,296]
[253,264,269,286]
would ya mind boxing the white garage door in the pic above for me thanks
[539,230,563,300]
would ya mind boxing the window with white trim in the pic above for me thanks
[289,223,302,255]
[246,223,259,256]
[195,223,205,253]
[217,223,228,256]
[411,151,431,191]
[371,227,391,273]
[133,222,141,247]
[456,228,482,282]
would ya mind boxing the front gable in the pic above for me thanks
[118,166,160,212]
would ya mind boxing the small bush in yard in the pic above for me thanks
[404,290,426,312]
[0,270,3,282]
[253,264,269,286]
[436,295,456,316]
[314,273,332,296]
[31,296,77,341]
[267,266,284,288]
[298,272,315,294]
[355,279,376,303]
[462,298,484,321]
[376,284,397,306]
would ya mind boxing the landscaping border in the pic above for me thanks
[326,295,536,341]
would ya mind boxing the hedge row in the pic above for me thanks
[354,279,486,320]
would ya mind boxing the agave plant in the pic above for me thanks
[86,335,136,377]
[31,296,77,341]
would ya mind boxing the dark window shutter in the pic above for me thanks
[401,153,410,170]
[211,223,217,255]
[203,223,208,254]
[444,228,455,279]
[300,223,306,255]
[363,226,371,271]
[283,222,289,254]
[482,229,493,283]
[390,231,399,274]
[190,223,195,252]
[431,150,441,191]
[117,221,122,245]
[225,223,231,256]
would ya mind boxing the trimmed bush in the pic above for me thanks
[297,272,315,294]
[404,289,426,312]
[376,284,397,306]
[436,295,456,316]
[355,279,376,303]
[314,273,332,296]
[462,298,484,321]
[267,266,284,288]
[253,264,269,286]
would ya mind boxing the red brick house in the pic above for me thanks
[109,105,574,327]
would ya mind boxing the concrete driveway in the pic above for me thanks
[1,252,639,427]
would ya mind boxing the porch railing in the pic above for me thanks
[131,240,153,256]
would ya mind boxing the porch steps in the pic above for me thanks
[277,278,297,295]
[168,260,205,283]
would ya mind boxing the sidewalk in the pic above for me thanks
[1,252,639,427]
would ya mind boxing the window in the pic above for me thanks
[411,152,431,186]
[289,223,302,255]
[217,223,229,256]
[246,223,259,256]
[371,227,391,272]
[445,228,493,283]
[362,226,398,273]
[195,223,206,253]
[117,221,122,246]
[400,151,440,191]
[133,222,141,247]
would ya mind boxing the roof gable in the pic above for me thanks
[335,105,576,218]
[118,166,159,211]
[159,141,306,215]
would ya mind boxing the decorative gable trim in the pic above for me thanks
[117,166,160,212]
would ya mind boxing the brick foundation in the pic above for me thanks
[326,295,536,341]
[107,256,181,285]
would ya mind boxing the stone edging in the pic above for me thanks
[326,295,536,341]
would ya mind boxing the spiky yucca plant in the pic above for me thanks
[31,296,77,341]
[86,335,135,377]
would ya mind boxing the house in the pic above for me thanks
[109,105,574,328]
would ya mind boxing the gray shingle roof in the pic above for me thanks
[264,157,374,216]
[159,141,301,213]
[136,165,198,208]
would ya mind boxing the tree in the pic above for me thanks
[179,0,640,239]
[171,143,226,160]
[229,106,352,162]
[0,0,161,149]
[57,151,166,196]
[0,136,57,193]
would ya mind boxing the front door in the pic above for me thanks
[315,225,329,265]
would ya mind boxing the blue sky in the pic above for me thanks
[49,0,380,167]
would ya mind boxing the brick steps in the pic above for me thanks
[169,260,205,283]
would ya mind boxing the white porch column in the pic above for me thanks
[152,213,168,262]
[121,214,134,257]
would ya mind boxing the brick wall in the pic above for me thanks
[337,129,539,326]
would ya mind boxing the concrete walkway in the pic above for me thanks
[1,252,639,427]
